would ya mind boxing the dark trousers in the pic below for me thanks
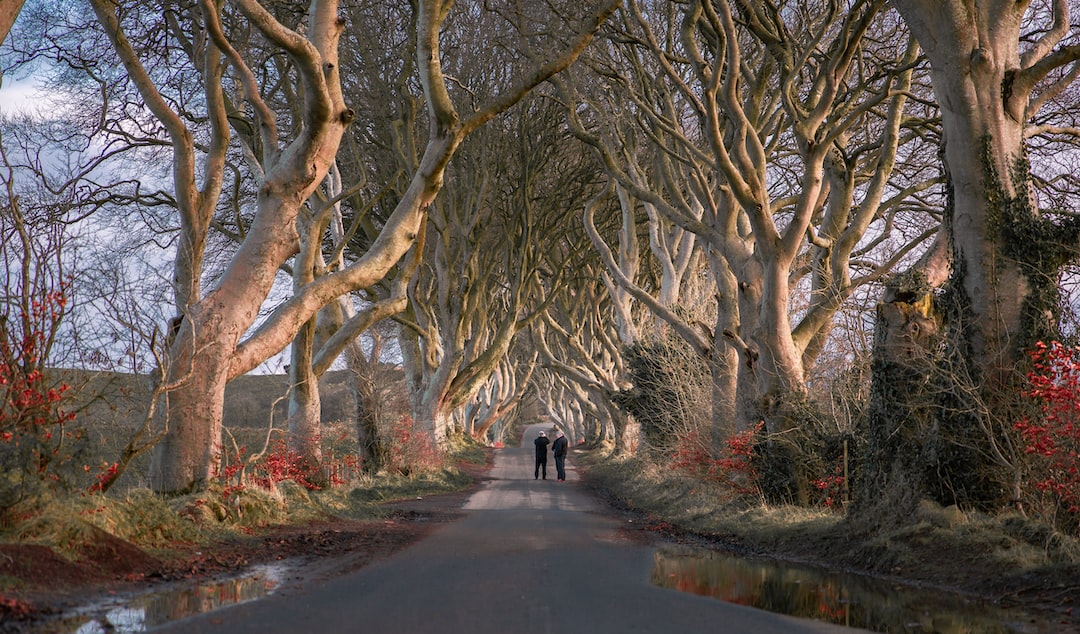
[554,454,566,480]
[534,455,547,479]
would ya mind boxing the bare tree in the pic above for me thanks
[559,1,940,465]
[532,262,633,451]
[888,0,1080,383]
[468,350,538,442]
[396,91,595,444]
[0,123,86,505]
[40,0,619,494]
[862,0,1080,511]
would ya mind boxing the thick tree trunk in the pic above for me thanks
[345,341,387,474]
[751,257,808,429]
[0,0,25,47]
[287,317,324,484]
[150,306,232,492]
[892,0,1031,386]
[707,251,740,452]
[858,268,942,516]
[869,0,1080,510]
[151,178,333,493]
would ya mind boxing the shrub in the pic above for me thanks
[1015,341,1080,533]
[385,415,443,475]
[669,423,763,500]
[213,432,362,513]
[1,286,83,514]
[613,336,712,452]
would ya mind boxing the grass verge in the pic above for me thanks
[582,449,1080,597]
[0,442,486,572]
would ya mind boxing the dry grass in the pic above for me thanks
[583,449,1080,595]
[0,365,483,562]
[0,452,479,565]
[586,451,839,541]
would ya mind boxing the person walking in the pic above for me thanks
[551,430,568,481]
[533,430,550,480]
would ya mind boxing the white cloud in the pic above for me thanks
[0,74,41,115]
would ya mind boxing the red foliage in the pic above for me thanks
[386,415,443,475]
[258,438,321,490]
[1,286,79,492]
[86,462,120,494]
[669,423,763,499]
[0,593,34,619]
[1015,341,1080,523]
[217,436,362,498]
[812,461,846,510]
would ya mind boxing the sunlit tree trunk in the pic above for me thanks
[889,0,1080,383]
[874,0,1080,508]
[609,185,641,345]
[120,0,618,492]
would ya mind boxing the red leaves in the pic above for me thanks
[216,436,362,499]
[1016,341,1080,518]
[1,287,78,492]
[812,462,846,510]
[385,415,442,475]
[669,423,763,499]
[86,462,121,494]
[0,593,34,619]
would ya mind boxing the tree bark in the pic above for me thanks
[871,0,1080,508]
[135,0,619,492]
[0,0,25,47]
[287,316,323,483]
[889,0,1079,383]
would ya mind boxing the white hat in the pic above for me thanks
[538,431,546,436]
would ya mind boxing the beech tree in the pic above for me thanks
[17,0,620,494]
[398,92,600,444]
[559,0,939,470]
[531,244,636,450]
[889,0,1080,377]
[864,0,1080,510]
[466,350,538,442]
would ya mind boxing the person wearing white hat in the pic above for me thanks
[533,430,550,480]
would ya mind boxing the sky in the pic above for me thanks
[0,70,299,376]
[0,73,39,115]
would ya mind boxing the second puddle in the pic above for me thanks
[651,546,1048,633]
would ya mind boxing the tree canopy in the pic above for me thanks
[4,0,1080,524]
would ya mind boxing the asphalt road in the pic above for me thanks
[153,424,863,633]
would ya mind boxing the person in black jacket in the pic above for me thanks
[533,430,550,480]
[551,430,569,481]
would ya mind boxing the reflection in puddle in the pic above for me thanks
[51,563,286,633]
[652,547,1046,633]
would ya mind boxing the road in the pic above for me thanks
[154,424,862,633]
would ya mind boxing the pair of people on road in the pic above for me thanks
[533,429,568,481]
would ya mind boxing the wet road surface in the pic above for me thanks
[153,424,862,633]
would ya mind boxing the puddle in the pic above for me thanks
[32,563,286,633]
[651,546,1049,633]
